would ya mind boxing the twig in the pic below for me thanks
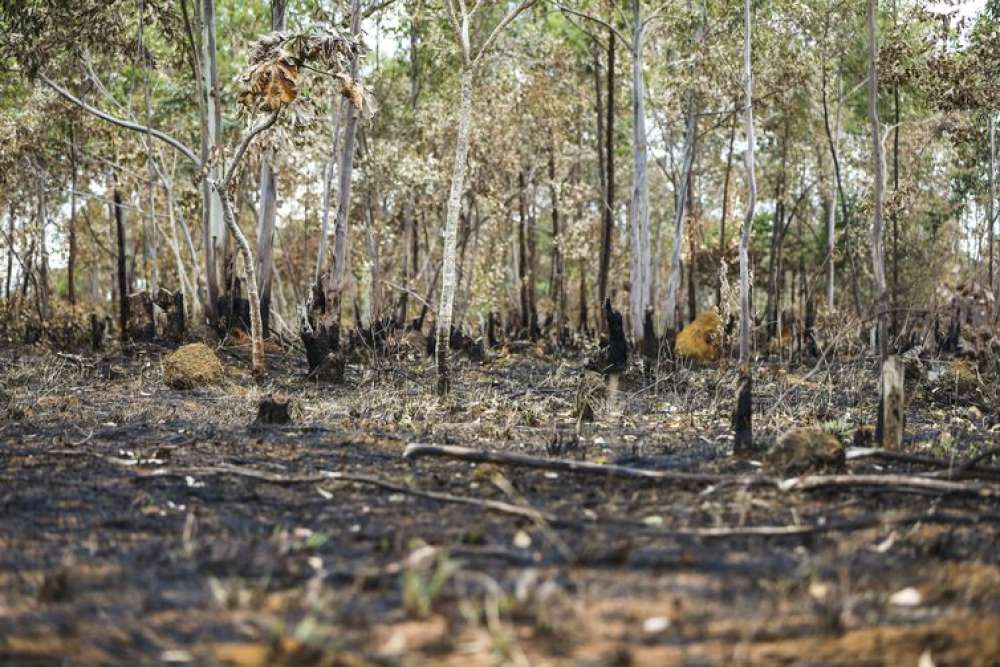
[780,473,1000,498]
[848,446,1000,479]
[403,443,757,485]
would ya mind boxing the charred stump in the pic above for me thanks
[603,298,627,374]
[255,395,293,425]
[732,370,753,455]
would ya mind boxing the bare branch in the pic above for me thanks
[40,73,203,169]
[548,0,630,51]
[472,0,538,66]
[221,110,281,187]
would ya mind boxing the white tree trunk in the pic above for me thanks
[664,92,697,334]
[315,99,343,285]
[255,0,287,327]
[989,113,995,291]
[628,3,650,345]
[327,0,362,322]
[867,0,887,359]
[200,0,225,307]
[436,64,474,394]
[215,183,264,379]
[739,0,757,368]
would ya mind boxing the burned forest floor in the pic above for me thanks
[1,337,999,666]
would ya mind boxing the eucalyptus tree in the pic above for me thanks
[434,0,536,395]
[40,26,362,379]
[733,0,756,453]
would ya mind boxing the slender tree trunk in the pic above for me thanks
[140,0,159,296]
[200,0,224,315]
[549,145,566,334]
[734,0,757,453]
[325,0,362,338]
[114,187,129,343]
[216,184,264,379]
[315,100,343,285]
[664,90,698,335]
[68,125,78,306]
[628,1,651,345]
[821,66,862,318]
[686,173,698,324]
[35,181,50,321]
[598,28,615,320]
[436,64,473,395]
[988,113,995,291]
[254,0,287,338]
[765,113,789,341]
[4,205,13,300]
[518,170,529,333]
[867,0,888,361]
[717,109,737,309]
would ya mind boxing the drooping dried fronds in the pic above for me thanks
[239,24,373,117]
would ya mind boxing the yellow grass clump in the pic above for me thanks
[163,343,224,390]
[675,309,723,361]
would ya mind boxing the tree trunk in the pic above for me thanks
[436,64,474,394]
[518,170,529,334]
[4,205,13,300]
[989,113,995,291]
[717,109,737,309]
[68,125,78,306]
[548,145,566,335]
[199,0,224,317]
[253,0,288,338]
[664,90,698,336]
[35,181,50,321]
[821,66,863,318]
[867,0,888,361]
[216,185,264,379]
[734,0,757,453]
[325,0,362,338]
[114,188,129,344]
[628,1,651,346]
[765,113,789,341]
[598,28,615,321]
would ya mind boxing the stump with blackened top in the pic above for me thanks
[603,298,627,374]
[256,395,293,425]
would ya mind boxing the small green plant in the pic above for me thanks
[821,418,852,443]
[402,549,456,618]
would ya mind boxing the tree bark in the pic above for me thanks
[716,109,737,309]
[326,0,362,338]
[200,0,225,315]
[989,113,995,291]
[68,124,78,306]
[253,1,288,338]
[548,144,566,335]
[4,205,13,300]
[734,0,757,453]
[628,0,651,346]
[436,64,474,394]
[114,187,129,344]
[663,89,698,335]
[821,66,863,318]
[867,0,888,361]
[598,27,615,321]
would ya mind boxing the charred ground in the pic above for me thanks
[1,340,999,666]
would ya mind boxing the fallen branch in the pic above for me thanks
[128,461,1000,542]
[403,443,754,486]
[848,446,1000,480]
[780,473,1000,498]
